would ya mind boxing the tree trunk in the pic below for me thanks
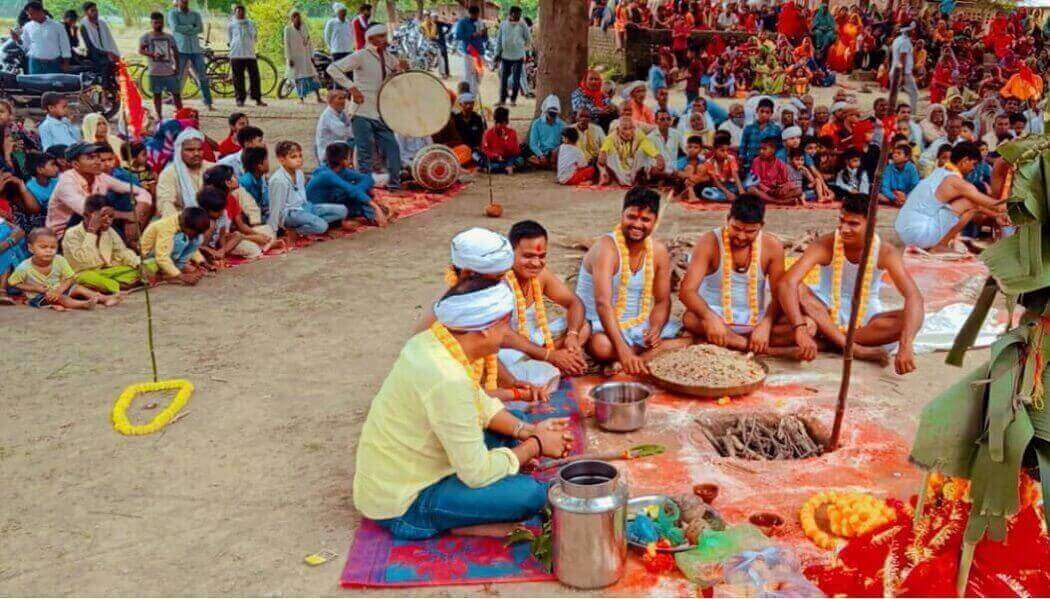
[535,0,589,117]
[385,0,399,25]
[417,0,426,20]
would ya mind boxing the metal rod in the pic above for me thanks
[829,69,902,451]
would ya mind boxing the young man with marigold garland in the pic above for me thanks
[575,186,690,376]
[498,220,591,389]
[354,276,573,540]
[416,227,552,403]
[679,193,814,358]
[777,193,924,375]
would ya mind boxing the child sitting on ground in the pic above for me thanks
[481,107,521,174]
[268,140,349,237]
[195,183,254,264]
[140,206,211,285]
[700,135,744,202]
[203,165,278,256]
[878,144,920,207]
[676,134,709,201]
[123,142,157,197]
[787,148,816,203]
[217,112,248,157]
[62,194,154,295]
[0,213,29,304]
[238,146,271,224]
[22,152,58,232]
[747,138,802,205]
[556,127,595,185]
[833,149,870,197]
[9,227,118,309]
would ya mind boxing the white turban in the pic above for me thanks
[621,81,646,99]
[171,128,205,210]
[541,94,561,114]
[332,2,347,12]
[450,227,513,274]
[458,92,476,104]
[365,23,387,38]
[830,101,849,114]
[434,283,515,332]
[782,126,802,140]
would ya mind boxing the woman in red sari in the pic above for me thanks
[928,46,959,105]
[826,8,860,73]
[793,37,815,63]
[777,0,807,43]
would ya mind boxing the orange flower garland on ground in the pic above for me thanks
[612,226,654,330]
[720,227,761,327]
[505,272,554,349]
[829,231,880,332]
[800,491,896,550]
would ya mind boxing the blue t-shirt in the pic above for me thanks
[26,177,56,211]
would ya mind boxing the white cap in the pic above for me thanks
[365,23,388,38]
[782,126,802,140]
[450,227,514,274]
[434,283,515,332]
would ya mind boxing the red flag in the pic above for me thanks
[116,60,145,139]
[467,45,485,75]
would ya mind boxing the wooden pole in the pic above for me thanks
[828,69,902,451]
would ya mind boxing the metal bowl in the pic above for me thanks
[626,494,726,553]
[590,382,652,432]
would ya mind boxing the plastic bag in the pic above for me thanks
[674,524,769,587]
[713,546,825,598]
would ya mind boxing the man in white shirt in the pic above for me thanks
[327,25,407,189]
[889,24,918,116]
[228,4,266,107]
[324,3,354,61]
[79,1,119,71]
[14,2,71,74]
[315,89,354,161]
[718,103,746,150]
[648,109,683,180]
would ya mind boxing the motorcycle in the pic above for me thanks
[276,50,336,98]
[0,36,120,119]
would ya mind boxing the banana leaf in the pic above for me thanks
[1002,158,1044,225]
[946,277,999,366]
[981,226,1050,295]
[997,137,1050,167]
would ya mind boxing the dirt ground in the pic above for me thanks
[0,59,988,595]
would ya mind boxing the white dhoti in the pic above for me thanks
[499,310,565,390]
[605,152,653,186]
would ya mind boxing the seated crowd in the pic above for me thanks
[354,186,925,542]
[0,92,396,309]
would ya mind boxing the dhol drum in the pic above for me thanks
[377,70,451,137]
[412,144,460,191]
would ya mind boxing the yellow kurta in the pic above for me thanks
[353,329,519,520]
[61,223,141,272]
[140,214,204,277]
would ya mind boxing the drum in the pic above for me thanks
[412,144,459,191]
[378,70,452,137]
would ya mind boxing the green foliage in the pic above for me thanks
[249,0,323,65]
[504,508,552,571]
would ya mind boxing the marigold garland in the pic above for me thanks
[111,379,194,436]
[720,227,761,327]
[444,265,459,287]
[830,231,880,333]
[800,491,896,550]
[612,226,654,330]
[505,272,554,349]
[430,320,498,396]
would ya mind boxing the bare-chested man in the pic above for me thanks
[779,193,925,375]
[894,141,1006,253]
[680,193,813,357]
[575,187,689,375]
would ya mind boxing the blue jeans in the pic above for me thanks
[177,52,213,106]
[284,203,348,235]
[375,428,549,540]
[170,232,201,269]
[351,116,401,188]
[700,183,739,202]
[28,57,61,74]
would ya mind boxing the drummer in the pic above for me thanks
[327,23,407,190]
[678,194,810,358]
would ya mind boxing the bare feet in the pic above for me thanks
[101,294,122,307]
[853,345,891,366]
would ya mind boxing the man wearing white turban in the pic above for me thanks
[324,2,353,62]
[156,128,215,218]
[354,276,573,540]
[327,23,407,189]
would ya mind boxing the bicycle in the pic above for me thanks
[135,37,278,100]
